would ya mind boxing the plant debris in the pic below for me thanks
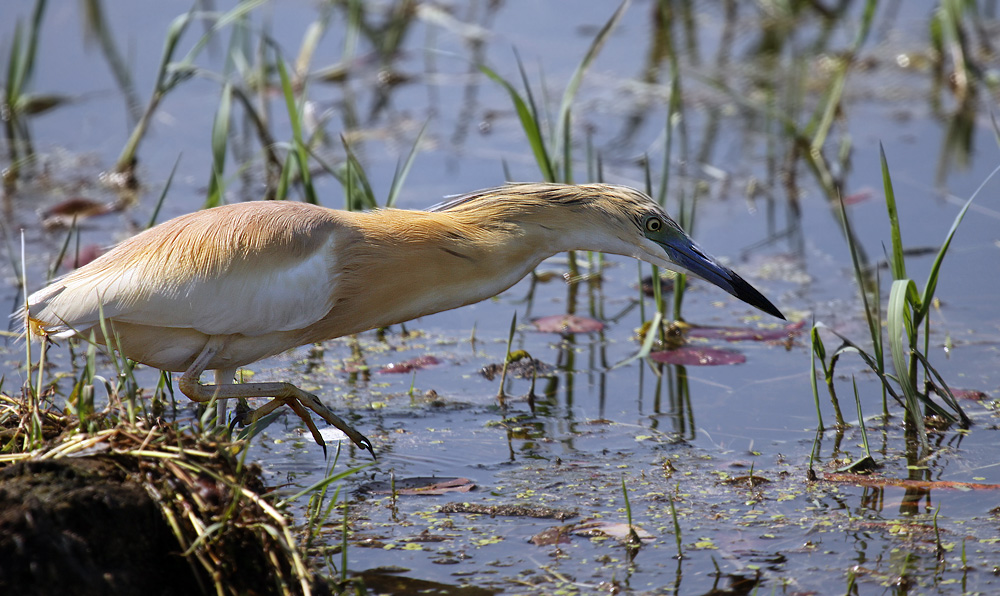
[438,502,577,520]
[359,477,476,495]
[0,393,328,596]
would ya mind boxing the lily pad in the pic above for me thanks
[480,356,555,380]
[841,187,875,205]
[530,526,572,546]
[61,244,104,271]
[640,273,686,297]
[532,314,604,334]
[649,347,746,366]
[42,197,118,228]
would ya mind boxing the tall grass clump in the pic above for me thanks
[480,0,628,186]
[810,145,996,456]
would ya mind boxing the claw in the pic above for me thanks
[178,344,374,458]
[296,392,376,459]
[229,391,375,459]
[286,398,329,459]
[229,398,252,431]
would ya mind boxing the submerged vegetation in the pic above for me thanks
[3,0,1000,594]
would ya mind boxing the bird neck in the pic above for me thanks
[306,207,565,340]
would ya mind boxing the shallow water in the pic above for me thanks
[4,1,1000,593]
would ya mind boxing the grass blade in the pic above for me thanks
[204,82,232,208]
[836,191,884,404]
[880,145,907,280]
[340,135,377,209]
[480,62,555,182]
[275,49,317,204]
[552,0,629,179]
[887,279,927,452]
[386,118,429,208]
[809,323,826,430]
[915,162,1000,327]
[115,10,193,171]
[148,154,181,229]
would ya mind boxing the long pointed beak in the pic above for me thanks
[663,241,785,320]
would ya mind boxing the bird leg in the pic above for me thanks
[215,368,237,424]
[230,383,376,458]
[178,337,375,457]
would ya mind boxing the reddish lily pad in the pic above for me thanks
[532,314,604,334]
[379,355,440,374]
[952,389,989,401]
[650,347,746,366]
[686,320,805,342]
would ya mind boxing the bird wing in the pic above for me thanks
[28,202,346,338]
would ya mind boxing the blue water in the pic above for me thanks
[4,1,1000,593]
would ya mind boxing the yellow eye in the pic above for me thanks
[645,217,662,233]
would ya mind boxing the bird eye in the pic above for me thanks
[644,217,663,233]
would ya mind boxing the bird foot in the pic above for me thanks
[234,392,375,459]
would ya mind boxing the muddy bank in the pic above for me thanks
[0,457,200,595]
[0,407,330,596]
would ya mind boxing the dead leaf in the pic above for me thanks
[359,477,475,495]
[530,526,572,546]
[379,355,440,374]
[570,520,654,543]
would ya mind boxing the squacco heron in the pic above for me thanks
[24,183,783,456]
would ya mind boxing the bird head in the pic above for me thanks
[582,184,784,320]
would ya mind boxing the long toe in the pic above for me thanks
[296,392,376,458]
[286,399,329,457]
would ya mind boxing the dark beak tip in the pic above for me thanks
[727,275,784,320]
[746,295,784,320]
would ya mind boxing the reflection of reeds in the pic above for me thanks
[3,0,47,190]
[81,0,142,126]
